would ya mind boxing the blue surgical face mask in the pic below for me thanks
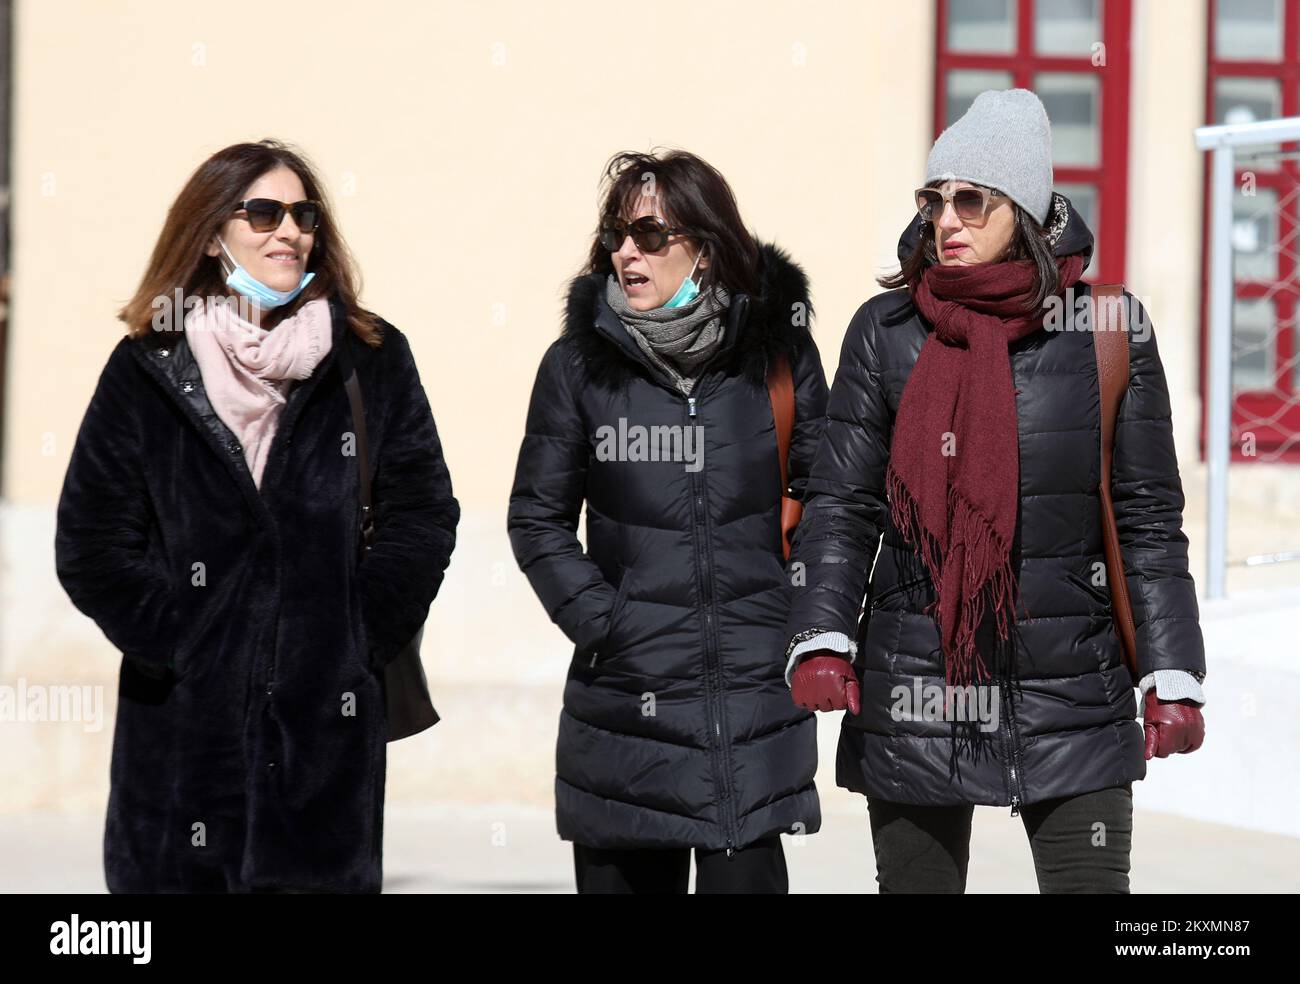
[217,237,315,310]
[663,245,707,309]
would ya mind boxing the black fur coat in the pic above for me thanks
[55,298,458,892]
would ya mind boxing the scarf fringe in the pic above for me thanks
[886,465,1021,691]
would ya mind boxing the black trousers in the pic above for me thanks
[867,783,1133,893]
[572,835,788,894]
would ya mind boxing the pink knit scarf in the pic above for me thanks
[184,297,332,488]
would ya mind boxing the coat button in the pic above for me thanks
[227,440,241,454]
[181,380,195,393]
[267,761,276,770]
[157,348,170,358]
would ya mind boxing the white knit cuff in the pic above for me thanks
[785,631,857,688]
[1137,669,1206,710]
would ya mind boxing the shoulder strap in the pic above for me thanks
[334,327,375,550]
[767,352,796,492]
[1090,284,1138,681]
[1093,285,1129,441]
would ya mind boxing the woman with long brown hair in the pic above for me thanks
[55,139,459,893]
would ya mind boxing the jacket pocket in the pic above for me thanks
[589,568,633,665]
[870,572,931,611]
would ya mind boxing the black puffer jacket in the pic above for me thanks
[508,243,829,851]
[784,198,1206,809]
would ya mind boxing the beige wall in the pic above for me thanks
[4,0,932,511]
[2,0,1228,506]
[1127,0,1208,463]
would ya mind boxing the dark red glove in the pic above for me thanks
[792,652,860,715]
[1143,691,1205,760]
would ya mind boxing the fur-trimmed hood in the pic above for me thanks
[560,240,814,390]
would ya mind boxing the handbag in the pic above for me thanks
[1089,283,1140,686]
[335,329,440,742]
[767,352,802,560]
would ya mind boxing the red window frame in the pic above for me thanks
[934,0,1132,285]
[1200,0,1300,462]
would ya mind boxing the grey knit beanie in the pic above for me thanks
[925,88,1054,225]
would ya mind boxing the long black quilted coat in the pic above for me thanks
[55,298,459,892]
[508,243,829,851]
[783,199,1206,810]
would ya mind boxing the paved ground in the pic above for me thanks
[3,804,1297,893]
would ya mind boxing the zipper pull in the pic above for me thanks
[688,396,697,417]
[1010,795,1021,817]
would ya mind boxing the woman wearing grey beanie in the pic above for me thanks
[781,89,1206,893]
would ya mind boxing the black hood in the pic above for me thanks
[561,240,814,390]
[895,190,1095,273]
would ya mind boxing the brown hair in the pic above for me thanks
[583,149,761,299]
[118,139,382,344]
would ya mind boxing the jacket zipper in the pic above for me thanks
[687,393,739,855]
[1002,680,1023,815]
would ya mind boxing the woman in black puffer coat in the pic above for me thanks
[783,90,1206,894]
[508,150,828,893]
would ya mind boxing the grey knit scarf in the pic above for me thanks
[605,274,731,395]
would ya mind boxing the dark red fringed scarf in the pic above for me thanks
[887,254,1085,688]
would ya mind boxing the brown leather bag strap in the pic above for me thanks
[768,352,796,492]
[1091,283,1139,684]
[768,351,804,560]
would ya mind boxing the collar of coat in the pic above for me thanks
[561,241,814,390]
[129,294,356,508]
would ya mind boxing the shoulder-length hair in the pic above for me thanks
[118,139,381,344]
[879,181,1059,312]
[583,149,761,299]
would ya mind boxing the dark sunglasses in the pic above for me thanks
[914,185,1006,224]
[236,198,324,234]
[599,215,699,253]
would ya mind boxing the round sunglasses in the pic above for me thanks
[599,215,701,253]
[914,185,1006,224]
[236,198,324,234]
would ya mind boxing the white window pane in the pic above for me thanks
[1215,0,1283,61]
[1035,0,1100,55]
[945,70,1015,126]
[1232,297,1275,391]
[1036,72,1100,166]
[1214,77,1283,168]
[1232,186,1278,281]
[1215,76,1282,123]
[1056,182,1099,273]
[948,0,1018,53]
